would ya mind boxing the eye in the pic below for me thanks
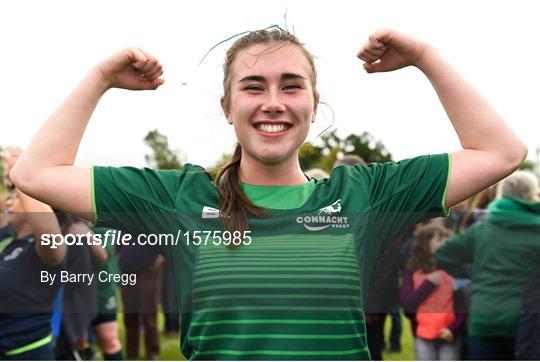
[282,84,301,92]
[244,85,265,92]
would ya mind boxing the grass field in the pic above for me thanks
[108,312,416,360]
[114,312,185,360]
[382,313,415,361]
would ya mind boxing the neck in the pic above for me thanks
[239,152,307,186]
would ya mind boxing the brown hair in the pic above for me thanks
[407,222,453,273]
[215,29,318,244]
[476,185,498,209]
[459,185,497,230]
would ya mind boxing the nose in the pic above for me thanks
[260,90,286,116]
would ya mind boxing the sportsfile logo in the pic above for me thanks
[296,199,350,231]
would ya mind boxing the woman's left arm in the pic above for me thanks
[358,29,527,208]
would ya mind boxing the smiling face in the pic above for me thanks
[222,42,319,166]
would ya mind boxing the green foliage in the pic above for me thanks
[144,130,183,170]
[343,132,392,163]
[206,152,232,179]
[300,130,393,172]
[206,130,393,175]
[299,143,323,171]
[519,159,536,171]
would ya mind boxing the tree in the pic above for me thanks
[298,142,323,171]
[207,130,393,175]
[343,132,392,163]
[519,159,536,172]
[144,130,183,170]
[300,130,393,172]
[206,152,232,179]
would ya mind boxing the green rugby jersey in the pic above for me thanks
[92,153,450,360]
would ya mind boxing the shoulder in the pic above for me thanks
[327,154,449,202]
[93,163,213,198]
[94,163,209,182]
[330,154,448,181]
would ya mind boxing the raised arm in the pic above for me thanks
[357,29,527,208]
[9,48,164,221]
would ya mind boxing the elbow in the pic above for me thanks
[9,164,31,194]
[9,165,22,188]
[10,162,43,198]
[518,143,528,166]
[496,141,528,176]
[510,142,528,172]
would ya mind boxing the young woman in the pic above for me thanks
[11,28,526,359]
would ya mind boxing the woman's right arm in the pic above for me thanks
[10,48,164,221]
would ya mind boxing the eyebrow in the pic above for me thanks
[237,73,307,83]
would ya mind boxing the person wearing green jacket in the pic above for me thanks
[436,170,540,360]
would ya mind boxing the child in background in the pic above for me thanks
[402,222,466,360]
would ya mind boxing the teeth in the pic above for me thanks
[257,124,287,133]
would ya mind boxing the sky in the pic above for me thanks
[1,0,539,170]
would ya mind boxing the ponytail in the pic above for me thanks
[215,143,268,248]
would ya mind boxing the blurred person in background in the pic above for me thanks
[117,243,163,360]
[161,257,180,339]
[54,212,104,360]
[91,227,124,360]
[459,185,498,231]
[333,154,366,167]
[402,222,466,360]
[304,168,329,180]
[436,170,540,360]
[514,264,540,360]
[0,146,65,360]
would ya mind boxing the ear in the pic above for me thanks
[311,91,320,123]
[220,96,233,125]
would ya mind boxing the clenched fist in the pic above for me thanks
[357,29,434,73]
[93,47,165,91]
